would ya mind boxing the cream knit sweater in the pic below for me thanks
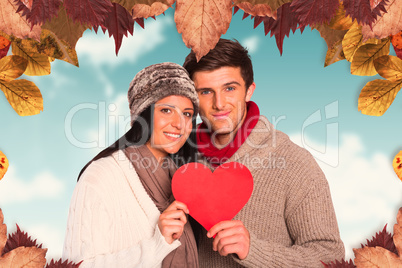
[62,150,180,268]
[197,116,345,267]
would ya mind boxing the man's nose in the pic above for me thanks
[213,93,225,110]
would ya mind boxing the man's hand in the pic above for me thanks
[207,220,250,260]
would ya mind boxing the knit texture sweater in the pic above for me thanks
[197,116,345,267]
[62,150,181,268]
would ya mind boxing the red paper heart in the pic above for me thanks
[172,162,253,231]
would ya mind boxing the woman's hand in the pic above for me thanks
[158,200,189,244]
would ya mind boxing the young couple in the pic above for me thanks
[63,39,345,267]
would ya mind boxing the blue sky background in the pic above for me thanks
[1,7,402,262]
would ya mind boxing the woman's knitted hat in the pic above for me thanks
[128,62,198,125]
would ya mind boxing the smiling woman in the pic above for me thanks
[62,62,200,268]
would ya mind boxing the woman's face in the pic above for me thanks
[146,95,195,160]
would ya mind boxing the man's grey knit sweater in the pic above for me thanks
[197,116,345,267]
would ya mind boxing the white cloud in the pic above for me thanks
[289,133,402,260]
[76,16,171,67]
[0,168,64,205]
[242,35,260,54]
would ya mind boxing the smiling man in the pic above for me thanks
[183,39,345,267]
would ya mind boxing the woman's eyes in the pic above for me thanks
[160,108,172,114]
[183,112,193,118]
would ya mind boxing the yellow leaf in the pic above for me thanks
[0,0,41,41]
[0,55,28,81]
[9,30,79,67]
[0,246,47,267]
[233,0,291,11]
[0,209,6,253]
[236,2,276,19]
[0,79,43,116]
[175,0,232,61]
[342,26,380,62]
[132,0,174,19]
[12,42,51,76]
[325,39,346,67]
[327,2,355,31]
[393,151,402,182]
[358,79,402,116]
[351,38,390,76]
[112,0,174,13]
[374,55,402,82]
[0,151,8,181]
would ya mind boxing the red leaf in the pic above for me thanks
[321,259,356,267]
[135,18,145,29]
[14,0,62,27]
[2,224,42,255]
[64,0,113,27]
[100,3,134,55]
[343,0,387,26]
[233,5,240,14]
[254,3,304,55]
[45,259,83,268]
[291,0,339,25]
[0,36,11,60]
[361,224,398,254]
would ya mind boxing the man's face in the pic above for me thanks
[192,66,255,141]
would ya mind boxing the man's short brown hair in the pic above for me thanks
[183,39,254,89]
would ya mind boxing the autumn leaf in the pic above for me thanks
[0,0,41,41]
[374,55,402,82]
[12,42,51,76]
[391,31,402,60]
[254,3,304,55]
[313,23,347,66]
[393,151,402,181]
[350,37,390,76]
[358,78,402,116]
[175,0,232,61]
[290,0,339,26]
[342,26,380,62]
[99,3,134,55]
[233,0,292,11]
[0,36,11,60]
[327,2,355,31]
[0,79,43,116]
[362,0,402,41]
[14,0,62,27]
[354,207,402,266]
[0,55,28,81]
[42,3,90,50]
[45,259,83,268]
[111,0,173,13]
[64,0,113,27]
[342,0,387,27]
[236,2,276,18]
[0,246,47,267]
[321,258,356,267]
[0,210,6,258]
[132,0,174,19]
[3,224,43,255]
[362,225,398,254]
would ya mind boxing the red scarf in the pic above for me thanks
[197,101,260,167]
